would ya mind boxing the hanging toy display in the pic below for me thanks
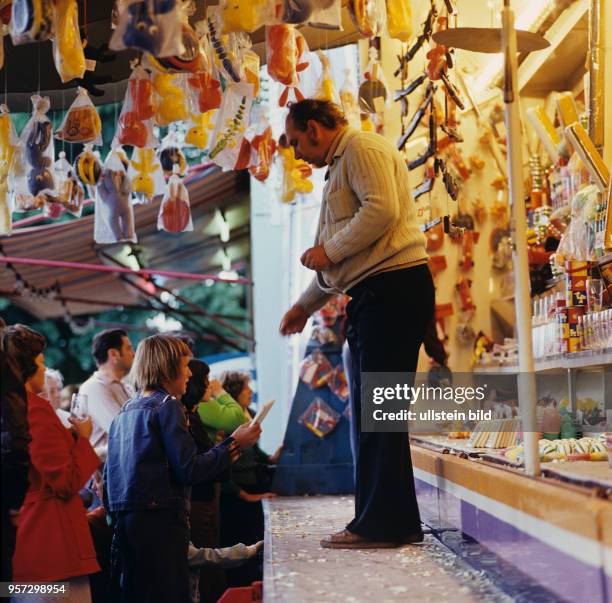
[158,131,187,177]
[51,0,85,82]
[220,0,275,33]
[0,105,17,235]
[158,165,193,233]
[94,148,136,244]
[266,24,309,106]
[184,111,216,150]
[339,70,360,129]
[153,73,190,127]
[128,147,165,204]
[110,0,185,59]
[208,82,254,171]
[315,50,340,104]
[278,135,313,203]
[56,88,102,145]
[11,0,54,44]
[116,64,157,148]
[348,0,386,38]
[385,0,412,41]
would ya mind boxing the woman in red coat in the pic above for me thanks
[7,325,100,602]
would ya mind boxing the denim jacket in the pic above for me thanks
[104,390,235,513]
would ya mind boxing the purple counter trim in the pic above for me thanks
[415,478,609,602]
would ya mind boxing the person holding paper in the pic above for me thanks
[280,100,434,549]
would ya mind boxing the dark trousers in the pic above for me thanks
[116,509,190,603]
[1,510,16,581]
[345,264,435,541]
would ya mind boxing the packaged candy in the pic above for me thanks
[266,25,309,106]
[20,95,55,200]
[385,0,412,41]
[157,131,187,177]
[278,138,313,202]
[315,50,340,104]
[110,0,185,58]
[329,366,349,401]
[11,0,54,44]
[299,349,334,389]
[56,88,102,145]
[116,65,158,149]
[157,166,193,233]
[128,147,166,203]
[220,0,275,33]
[153,72,190,127]
[348,0,386,38]
[207,9,242,83]
[310,326,337,346]
[208,82,254,171]
[94,148,136,244]
[184,111,217,150]
[298,397,341,438]
[52,0,85,83]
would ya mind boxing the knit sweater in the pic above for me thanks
[297,127,428,315]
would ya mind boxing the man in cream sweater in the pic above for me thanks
[280,100,434,548]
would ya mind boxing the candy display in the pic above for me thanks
[298,397,341,438]
[158,167,193,233]
[94,148,135,244]
[56,88,102,145]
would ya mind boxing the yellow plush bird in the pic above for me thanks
[153,74,188,127]
[130,148,159,200]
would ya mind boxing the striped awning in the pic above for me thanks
[0,165,250,318]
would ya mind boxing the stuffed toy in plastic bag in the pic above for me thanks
[11,0,54,44]
[278,137,313,202]
[314,50,340,104]
[220,0,275,33]
[94,148,136,244]
[157,130,187,177]
[153,72,190,127]
[348,0,386,38]
[56,88,102,145]
[184,111,216,150]
[74,144,102,188]
[0,104,17,234]
[266,25,309,106]
[52,0,85,82]
[116,65,157,148]
[208,82,253,171]
[21,95,55,200]
[298,397,341,438]
[248,125,276,182]
[385,0,412,41]
[157,165,193,233]
[110,0,185,58]
[188,24,223,113]
[339,69,360,129]
[129,147,166,204]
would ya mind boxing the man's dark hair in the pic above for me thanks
[287,99,348,131]
[92,329,127,366]
[1,324,46,382]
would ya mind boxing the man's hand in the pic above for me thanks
[300,245,332,271]
[279,304,309,336]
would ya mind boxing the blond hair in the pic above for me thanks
[129,335,191,392]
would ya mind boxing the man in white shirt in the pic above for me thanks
[79,329,135,460]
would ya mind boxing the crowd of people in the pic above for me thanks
[1,322,280,603]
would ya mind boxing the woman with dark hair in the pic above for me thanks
[181,359,229,603]
[5,325,101,602]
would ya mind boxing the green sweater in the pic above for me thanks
[196,393,247,442]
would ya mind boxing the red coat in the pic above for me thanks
[12,392,101,582]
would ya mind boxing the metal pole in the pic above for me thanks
[501,0,541,476]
